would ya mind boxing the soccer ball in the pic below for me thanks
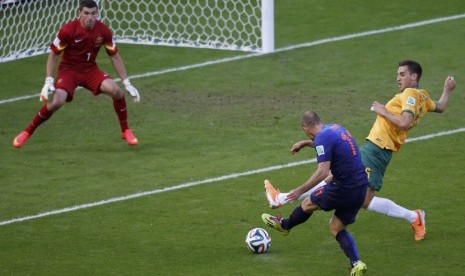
[245,227,271,254]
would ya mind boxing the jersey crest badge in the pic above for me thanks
[406,96,416,106]
[316,145,325,156]
[95,35,103,45]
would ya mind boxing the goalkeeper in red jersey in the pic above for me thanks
[13,0,140,148]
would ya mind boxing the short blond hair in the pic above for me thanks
[301,111,322,128]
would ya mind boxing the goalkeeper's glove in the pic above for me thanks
[40,77,56,102]
[123,78,140,103]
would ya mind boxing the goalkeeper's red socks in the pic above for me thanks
[25,105,53,135]
[113,97,129,131]
[13,105,53,148]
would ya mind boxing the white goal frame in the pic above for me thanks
[0,0,274,63]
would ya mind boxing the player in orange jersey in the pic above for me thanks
[13,0,140,148]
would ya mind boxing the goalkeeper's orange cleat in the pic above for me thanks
[12,131,30,148]
[411,209,426,241]
[265,180,282,209]
[122,129,138,146]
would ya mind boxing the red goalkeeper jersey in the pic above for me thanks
[50,18,118,71]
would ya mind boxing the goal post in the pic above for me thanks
[261,0,274,53]
[0,0,274,63]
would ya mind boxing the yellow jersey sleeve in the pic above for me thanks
[366,88,436,152]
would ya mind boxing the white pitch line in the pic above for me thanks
[405,128,465,143]
[2,13,465,226]
[275,13,465,53]
[1,13,465,105]
[0,127,464,226]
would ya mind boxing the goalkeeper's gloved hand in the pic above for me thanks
[40,77,56,102]
[123,78,140,103]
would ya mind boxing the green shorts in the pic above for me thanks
[360,140,393,191]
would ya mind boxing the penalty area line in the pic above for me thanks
[0,127,464,227]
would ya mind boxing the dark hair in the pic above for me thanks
[399,60,422,81]
[79,0,98,11]
[301,111,322,128]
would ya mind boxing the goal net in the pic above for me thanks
[0,0,274,63]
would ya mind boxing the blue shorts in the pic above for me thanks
[310,182,367,225]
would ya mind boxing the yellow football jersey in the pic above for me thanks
[366,88,436,152]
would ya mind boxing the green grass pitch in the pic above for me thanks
[1,0,465,275]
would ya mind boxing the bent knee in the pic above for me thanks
[107,86,123,99]
[301,197,318,213]
[329,216,346,237]
[48,90,67,111]
[100,80,123,99]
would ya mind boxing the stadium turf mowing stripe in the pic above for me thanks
[1,13,464,106]
[0,127,464,227]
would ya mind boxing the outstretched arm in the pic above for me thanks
[291,139,315,154]
[434,76,456,113]
[286,161,331,202]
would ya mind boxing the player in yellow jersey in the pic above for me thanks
[361,60,455,241]
[264,60,456,241]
